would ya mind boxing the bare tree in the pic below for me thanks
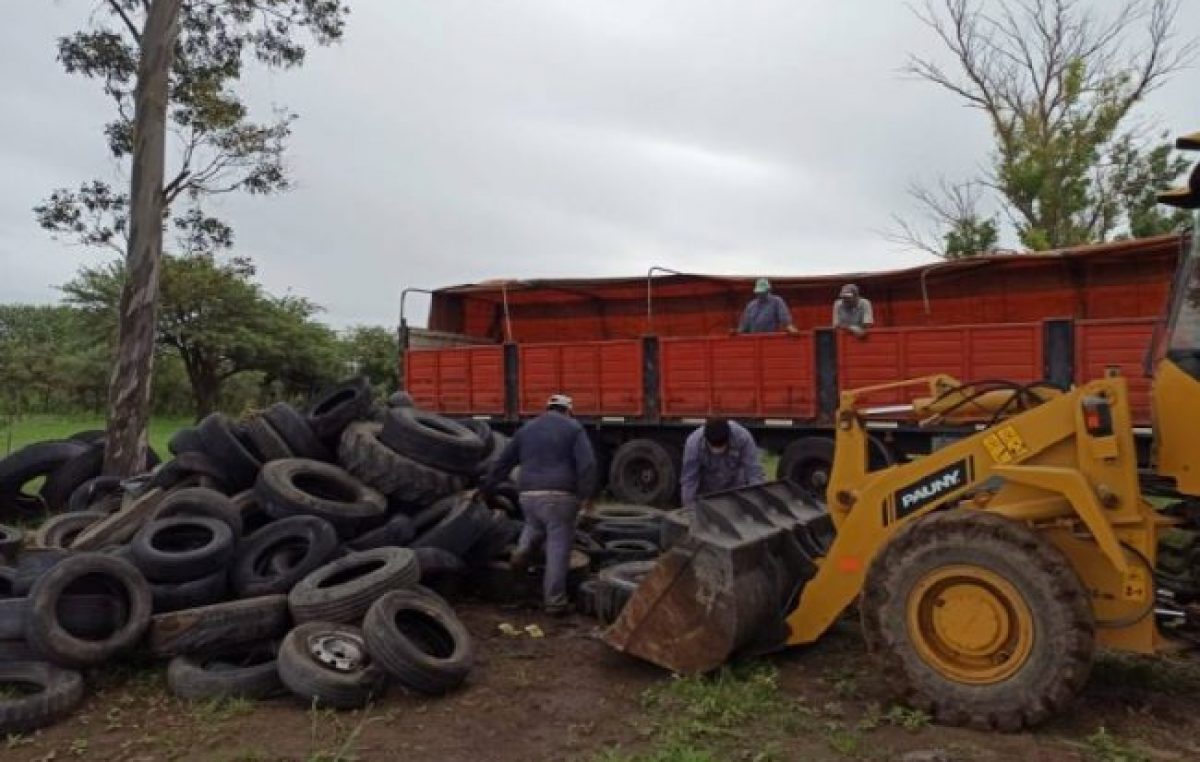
[887,178,1000,258]
[902,0,1197,250]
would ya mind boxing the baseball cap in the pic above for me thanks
[754,278,771,294]
[839,283,859,299]
[547,393,573,410]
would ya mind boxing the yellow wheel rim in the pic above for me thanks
[906,565,1034,685]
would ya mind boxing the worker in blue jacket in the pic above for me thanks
[739,278,799,334]
[483,393,596,614]
[680,418,766,507]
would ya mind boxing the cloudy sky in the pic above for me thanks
[3,1,1197,327]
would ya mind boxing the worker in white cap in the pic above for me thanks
[482,392,595,614]
[738,278,798,334]
[832,283,873,337]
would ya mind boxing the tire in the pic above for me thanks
[288,547,420,624]
[13,549,73,597]
[167,642,283,701]
[608,439,680,507]
[197,413,263,491]
[345,513,415,553]
[600,538,659,566]
[362,588,473,695]
[67,429,105,444]
[577,578,600,618]
[243,416,293,463]
[776,437,835,503]
[148,595,291,658]
[66,476,123,514]
[0,598,25,639]
[151,568,229,613]
[477,432,510,480]
[596,560,656,621]
[387,391,414,408]
[339,423,466,505]
[0,661,85,735]
[412,500,454,535]
[380,408,485,476]
[34,511,106,549]
[0,567,14,598]
[151,452,232,494]
[591,519,662,545]
[264,403,332,461]
[278,621,386,710]
[455,419,493,453]
[0,441,89,517]
[411,494,494,558]
[232,489,273,536]
[0,524,24,565]
[25,553,152,668]
[153,487,244,538]
[307,377,373,442]
[41,442,157,514]
[168,427,204,457]
[233,516,340,598]
[257,459,386,537]
[584,504,665,526]
[860,509,1095,732]
[413,547,467,581]
[462,511,522,567]
[130,515,236,584]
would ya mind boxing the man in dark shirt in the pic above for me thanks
[483,393,596,614]
[739,278,798,334]
[680,418,766,507]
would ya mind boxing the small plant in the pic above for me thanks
[1083,727,1150,762]
[884,704,931,732]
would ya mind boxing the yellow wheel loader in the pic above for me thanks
[604,130,1200,731]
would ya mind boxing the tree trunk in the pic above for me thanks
[192,375,220,421]
[103,0,182,477]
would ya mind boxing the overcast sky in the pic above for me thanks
[3,1,1197,327]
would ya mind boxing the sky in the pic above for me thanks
[3,1,1198,327]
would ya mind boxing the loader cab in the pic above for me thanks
[1162,229,1200,378]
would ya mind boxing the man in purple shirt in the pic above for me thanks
[680,418,766,507]
[738,278,799,334]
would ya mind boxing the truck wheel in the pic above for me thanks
[608,439,679,507]
[776,437,834,502]
[861,509,1094,731]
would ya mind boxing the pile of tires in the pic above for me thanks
[573,504,673,624]
[0,379,524,733]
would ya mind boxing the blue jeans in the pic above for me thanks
[517,492,579,608]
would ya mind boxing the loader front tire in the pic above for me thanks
[861,509,1094,731]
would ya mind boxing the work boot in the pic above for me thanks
[545,595,571,617]
[509,546,534,573]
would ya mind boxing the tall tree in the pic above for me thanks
[338,326,399,393]
[900,0,1196,254]
[35,0,347,473]
[63,254,340,419]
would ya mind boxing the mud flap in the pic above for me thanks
[603,481,830,674]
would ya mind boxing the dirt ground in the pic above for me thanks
[8,602,1200,762]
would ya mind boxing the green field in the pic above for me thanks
[0,413,191,457]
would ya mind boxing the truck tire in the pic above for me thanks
[608,439,680,507]
[25,553,152,668]
[130,515,236,584]
[153,487,244,538]
[776,437,834,503]
[380,408,485,476]
[0,661,84,735]
[861,509,1095,732]
[411,494,494,557]
[263,403,331,462]
[288,547,420,624]
[307,377,373,443]
[339,423,467,506]
[198,413,263,491]
[167,642,282,701]
[233,516,339,598]
[148,595,290,658]
[362,588,473,695]
[345,513,415,553]
[243,416,293,463]
[0,441,89,516]
[34,511,106,549]
[257,459,386,537]
[278,621,386,709]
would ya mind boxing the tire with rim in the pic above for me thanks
[861,509,1095,731]
[380,408,485,475]
[130,515,236,583]
[148,595,291,658]
[152,487,244,538]
[232,515,340,598]
[167,641,283,701]
[257,459,386,537]
[277,621,386,709]
[362,587,473,695]
[288,547,420,624]
[776,437,835,503]
[197,413,263,491]
[263,403,332,461]
[35,511,106,549]
[25,553,152,668]
[0,661,85,735]
[339,422,467,505]
[608,439,680,507]
[307,377,373,443]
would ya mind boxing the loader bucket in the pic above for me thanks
[603,480,831,674]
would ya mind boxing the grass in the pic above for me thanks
[0,413,190,457]
[1083,727,1150,762]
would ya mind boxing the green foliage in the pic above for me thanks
[338,326,400,394]
[1084,727,1150,762]
[37,0,348,254]
[943,216,998,259]
[62,254,342,417]
[907,0,1197,250]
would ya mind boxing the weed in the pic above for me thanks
[883,704,931,732]
[825,724,860,757]
[824,665,861,699]
[187,696,254,724]
[305,703,379,762]
[1083,727,1150,762]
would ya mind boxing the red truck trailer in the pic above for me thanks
[399,234,1182,505]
